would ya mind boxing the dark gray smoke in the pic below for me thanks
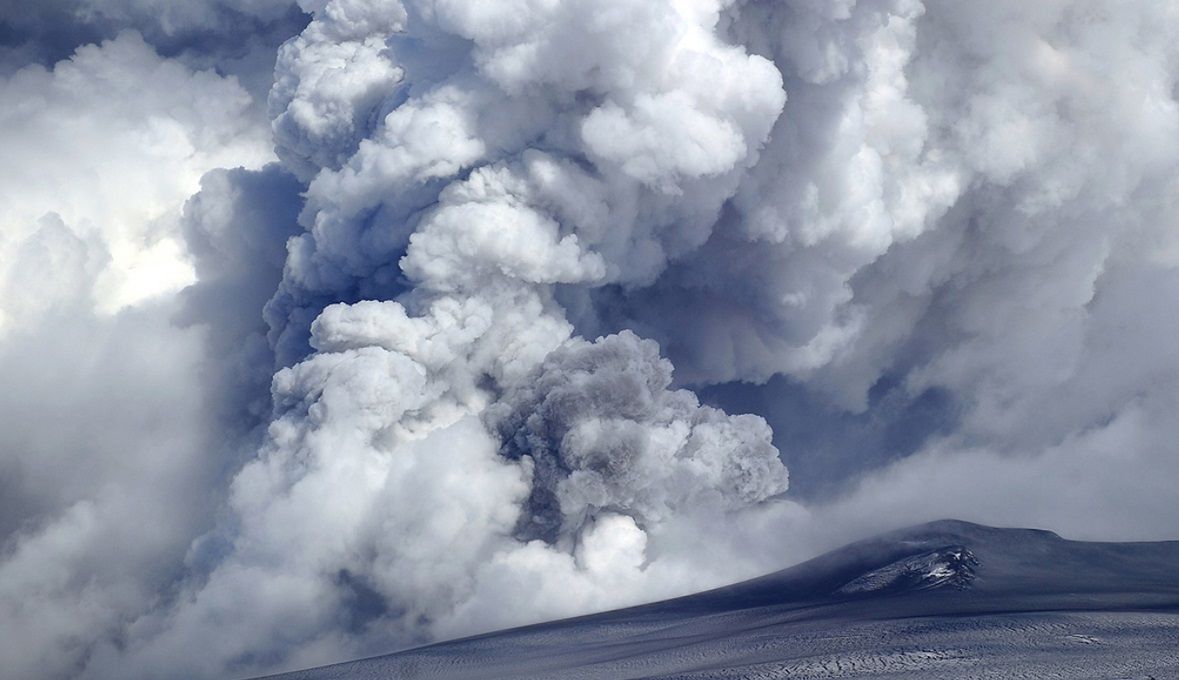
[492,330,788,544]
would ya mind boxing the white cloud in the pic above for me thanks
[0,30,283,680]
[0,31,273,321]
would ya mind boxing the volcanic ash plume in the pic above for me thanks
[6,0,1178,678]
[96,1,797,676]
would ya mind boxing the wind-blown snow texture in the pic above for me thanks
[3,1,1179,678]
[263,520,1179,679]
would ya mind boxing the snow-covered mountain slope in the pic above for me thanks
[260,520,1179,679]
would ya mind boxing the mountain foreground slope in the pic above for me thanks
[261,520,1179,679]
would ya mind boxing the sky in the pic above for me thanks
[1,1,1178,678]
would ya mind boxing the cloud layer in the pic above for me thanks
[3,1,1179,678]
[0,26,284,678]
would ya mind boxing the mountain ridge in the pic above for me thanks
[257,519,1179,679]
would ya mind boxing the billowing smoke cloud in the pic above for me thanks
[492,330,788,544]
[78,2,798,675]
[4,0,1179,678]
